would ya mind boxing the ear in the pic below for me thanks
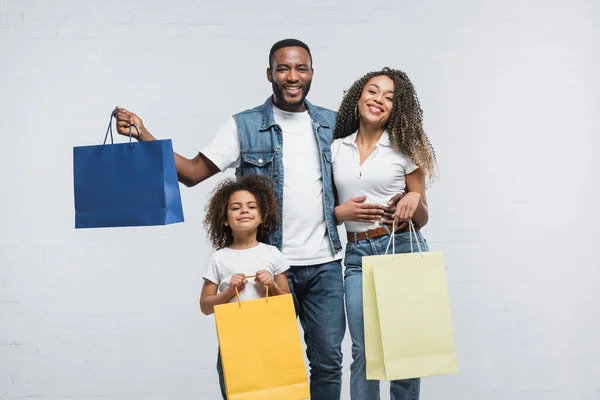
[266,67,273,83]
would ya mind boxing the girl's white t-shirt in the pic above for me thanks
[203,243,290,302]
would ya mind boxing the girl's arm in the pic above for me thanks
[255,271,291,296]
[393,168,429,228]
[199,279,236,315]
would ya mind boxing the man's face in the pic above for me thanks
[267,46,313,112]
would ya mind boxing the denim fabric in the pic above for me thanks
[344,230,429,400]
[287,260,346,400]
[232,97,342,254]
[216,349,226,399]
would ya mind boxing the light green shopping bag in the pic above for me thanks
[363,222,458,380]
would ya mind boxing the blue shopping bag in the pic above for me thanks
[73,110,184,228]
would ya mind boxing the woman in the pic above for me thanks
[332,67,437,400]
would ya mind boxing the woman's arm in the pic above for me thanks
[393,168,429,228]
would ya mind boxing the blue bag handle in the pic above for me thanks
[102,108,140,149]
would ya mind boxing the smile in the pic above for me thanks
[283,85,302,94]
[367,104,384,114]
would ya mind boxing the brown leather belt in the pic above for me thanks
[347,223,419,243]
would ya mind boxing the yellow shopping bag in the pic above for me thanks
[363,222,458,381]
[214,286,309,400]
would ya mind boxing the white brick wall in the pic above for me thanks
[1,0,599,399]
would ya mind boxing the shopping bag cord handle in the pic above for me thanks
[103,108,140,149]
[384,220,423,258]
[234,284,269,308]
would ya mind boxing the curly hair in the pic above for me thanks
[334,67,438,181]
[203,175,279,250]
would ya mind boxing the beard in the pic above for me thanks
[271,79,312,109]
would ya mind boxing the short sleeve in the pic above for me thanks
[202,254,221,285]
[269,246,290,276]
[200,117,241,171]
[404,156,419,175]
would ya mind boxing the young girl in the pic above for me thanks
[199,174,290,399]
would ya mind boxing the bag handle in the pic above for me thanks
[102,108,140,149]
[384,220,423,258]
[233,275,269,307]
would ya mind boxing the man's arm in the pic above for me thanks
[114,107,221,187]
[175,152,220,187]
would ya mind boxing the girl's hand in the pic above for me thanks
[392,192,421,225]
[229,273,247,289]
[335,195,384,223]
[254,270,274,287]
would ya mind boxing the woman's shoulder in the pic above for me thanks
[331,131,357,156]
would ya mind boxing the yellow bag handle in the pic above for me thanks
[233,275,269,307]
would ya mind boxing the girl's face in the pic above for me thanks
[226,190,262,233]
[357,75,395,129]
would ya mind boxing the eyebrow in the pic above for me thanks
[368,83,394,94]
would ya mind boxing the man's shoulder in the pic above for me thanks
[306,101,338,126]
[311,103,337,117]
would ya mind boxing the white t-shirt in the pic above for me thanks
[203,243,290,302]
[201,106,341,265]
[331,130,419,233]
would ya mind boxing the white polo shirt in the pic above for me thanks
[331,130,419,233]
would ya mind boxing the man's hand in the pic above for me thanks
[381,193,406,227]
[334,195,384,224]
[114,106,144,139]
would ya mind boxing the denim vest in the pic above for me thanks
[232,97,342,254]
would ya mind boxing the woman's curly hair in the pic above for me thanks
[334,67,438,181]
[203,175,279,250]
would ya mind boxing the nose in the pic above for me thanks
[287,69,299,82]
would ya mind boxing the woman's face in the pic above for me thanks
[357,75,395,128]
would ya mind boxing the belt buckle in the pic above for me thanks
[364,231,369,240]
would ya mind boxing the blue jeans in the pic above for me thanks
[344,230,429,400]
[216,260,346,400]
[216,350,226,399]
[288,260,346,400]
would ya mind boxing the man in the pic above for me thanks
[115,39,385,399]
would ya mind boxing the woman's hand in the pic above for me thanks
[334,195,384,224]
[392,192,421,225]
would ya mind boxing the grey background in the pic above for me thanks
[1,0,599,399]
